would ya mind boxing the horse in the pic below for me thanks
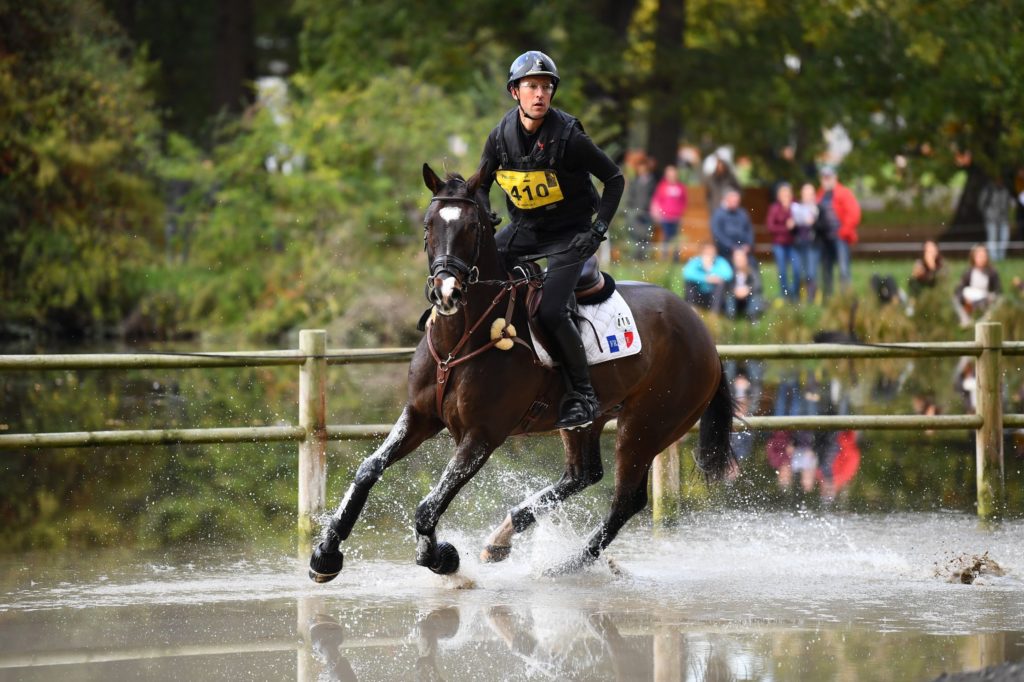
[308,164,735,582]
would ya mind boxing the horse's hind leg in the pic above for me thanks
[545,455,651,576]
[309,406,441,583]
[481,424,603,563]
[414,431,499,574]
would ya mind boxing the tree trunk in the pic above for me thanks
[646,0,685,170]
[214,0,254,114]
[943,164,987,243]
[579,0,639,162]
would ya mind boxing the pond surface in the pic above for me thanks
[2,341,1024,679]
[2,512,1023,681]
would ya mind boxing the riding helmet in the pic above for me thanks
[506,50,560,94]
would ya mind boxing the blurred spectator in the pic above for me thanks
[765,182,800,300]
[711,189,754,262]
[790,183,820,301]
[954,357,978,412]
[727,361,763,463]
[816,166,861,297]
[683,242,732,314]
[726,249,764,321]
[768,374,816,491]
[649,165,687,261]
[703,149,741,221]
[677,145,702,184]
[870,273,904,306]
[978,176,1012,261]
[908,239,944,296]
[818,431,860,502]
[624,155,657,259]
[953,244,1002,326]
[912,393,941,436]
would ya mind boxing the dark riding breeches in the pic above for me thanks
[495,224,587,332]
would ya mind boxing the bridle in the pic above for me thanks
[422,191,536,415]
[425,195,484,291]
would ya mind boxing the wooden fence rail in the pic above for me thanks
[1,324,1020,525]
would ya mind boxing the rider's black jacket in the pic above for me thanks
[478,107,624,234]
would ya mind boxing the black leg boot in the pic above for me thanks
[550,319,599,430]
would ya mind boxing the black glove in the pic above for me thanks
[569,220,608,258]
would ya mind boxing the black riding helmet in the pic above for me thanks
[506,50,560,95]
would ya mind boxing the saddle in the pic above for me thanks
[522,254,616,319]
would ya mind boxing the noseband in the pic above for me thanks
[426,195,484,287]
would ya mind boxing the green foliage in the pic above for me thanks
[0,0,163,334]
[152,70,495,339]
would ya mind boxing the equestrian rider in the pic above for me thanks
[477,51,624,430]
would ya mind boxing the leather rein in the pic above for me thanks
[424,194,535,416]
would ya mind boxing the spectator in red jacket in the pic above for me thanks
[765,183,800,300]
[649,165,687,261]
[816,166,861,296]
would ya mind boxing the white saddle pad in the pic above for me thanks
[532,290,643,368]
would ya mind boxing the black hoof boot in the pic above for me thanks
[309,543,344,583]
[429,542,460,575]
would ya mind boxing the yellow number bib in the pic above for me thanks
[495,169,564,210]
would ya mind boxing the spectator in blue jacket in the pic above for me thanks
[683,242,733,314]
[711,189,755,262]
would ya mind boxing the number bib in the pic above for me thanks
[495,169,564,210]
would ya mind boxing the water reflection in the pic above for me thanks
[3,510,1023,681]
[295,597,1024,682]
[725,360,762,466]
[763,371,861,503]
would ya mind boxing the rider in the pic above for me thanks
[477,51,624,429]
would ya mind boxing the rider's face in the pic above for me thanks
[513,76,554,118]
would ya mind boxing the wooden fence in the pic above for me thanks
[1,323,1021,528]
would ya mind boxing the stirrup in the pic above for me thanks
[555,391,597,430]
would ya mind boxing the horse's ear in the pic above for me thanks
[423,163,443,195]
[464,162,486,196]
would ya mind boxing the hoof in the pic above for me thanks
[309,543,344,584]
[429,542,460,575]
[480,544,512,563]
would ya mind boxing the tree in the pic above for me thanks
[0,0,163,335]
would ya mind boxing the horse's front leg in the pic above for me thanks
[309,407,441,583]
[414,433,497,575]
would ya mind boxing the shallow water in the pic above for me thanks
[2,511,1022,681]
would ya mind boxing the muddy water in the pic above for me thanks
[2,512,1022,681]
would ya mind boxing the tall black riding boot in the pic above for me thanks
[550,319,599,430]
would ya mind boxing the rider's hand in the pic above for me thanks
[569,220,607,258]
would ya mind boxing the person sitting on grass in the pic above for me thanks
[726,248,764,321]
[953,244,1002,327]
[908,239,944,296]
[683,242,733,314]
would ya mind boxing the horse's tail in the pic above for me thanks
[696,361,737,482]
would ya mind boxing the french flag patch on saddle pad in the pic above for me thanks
[532,290,642,368]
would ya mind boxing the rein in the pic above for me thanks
[425,278,533,416]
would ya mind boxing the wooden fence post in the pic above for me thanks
[974,322,1004,520]
[651,442,681,524]
[298,330,328,546]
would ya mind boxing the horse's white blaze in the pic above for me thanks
[441,276,457,299]
[439,206,462,223]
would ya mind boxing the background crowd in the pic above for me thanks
[620,147,1023,328]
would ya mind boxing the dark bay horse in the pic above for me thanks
[308,164,734,582]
